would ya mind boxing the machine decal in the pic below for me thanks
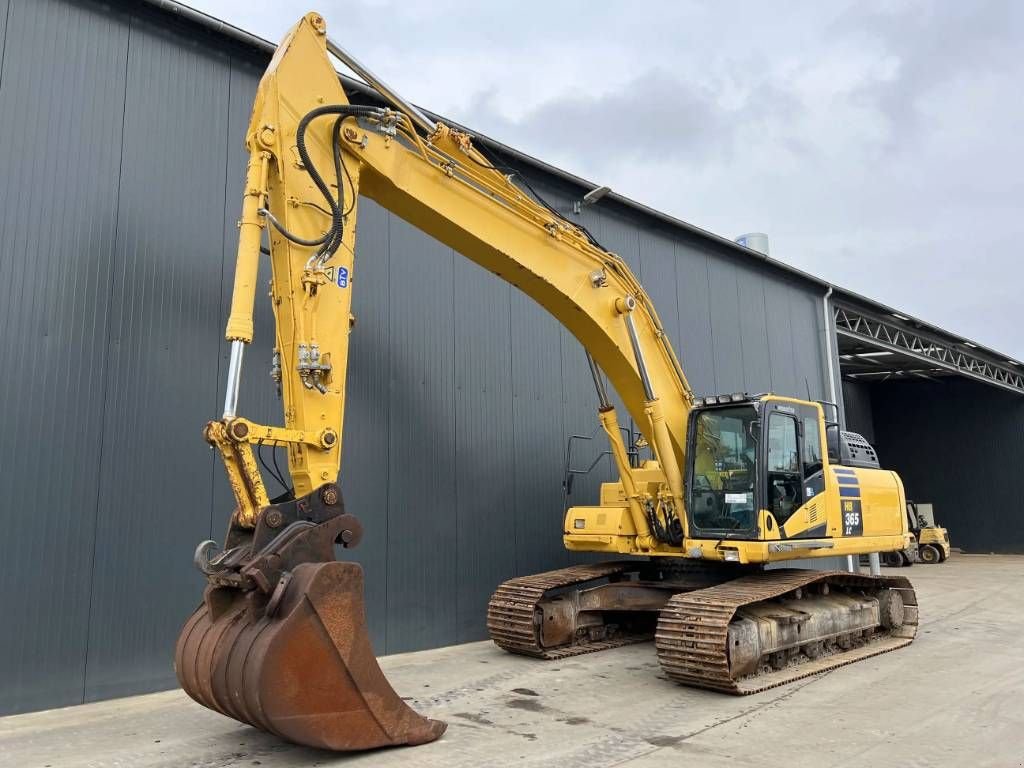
[800,522,828,538]
[336,266,349,288]
[841,499,864,536]
[838,485,861,498]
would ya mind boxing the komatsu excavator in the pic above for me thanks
[175,12,919,752]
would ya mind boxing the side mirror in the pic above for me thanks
[564,473,575,496]
[825,424,840,462]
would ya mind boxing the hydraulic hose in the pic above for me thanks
[293,104,379,259]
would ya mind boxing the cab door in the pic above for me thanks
[762,402,827,539]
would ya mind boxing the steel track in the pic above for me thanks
[487,562,653,659]
[488,563,918,694]
[655,569,918,694]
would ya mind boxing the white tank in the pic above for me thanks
[735,232,769,256]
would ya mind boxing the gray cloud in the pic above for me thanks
[840,1,1024,152]
[465,69,803,168]
[190,1,1024,357]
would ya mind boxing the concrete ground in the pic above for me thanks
[2,554,1022,768]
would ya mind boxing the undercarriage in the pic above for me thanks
[487,560,917,693]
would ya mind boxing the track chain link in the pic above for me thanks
[655,569,918,694]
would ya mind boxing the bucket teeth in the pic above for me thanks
[176,561,446,750]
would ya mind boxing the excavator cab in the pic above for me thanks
[565,391,909,560]
[680,393,911,552]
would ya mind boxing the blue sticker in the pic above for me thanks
[337,266,349,288]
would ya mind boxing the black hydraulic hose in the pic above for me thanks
[260,207,329,247]
[320,115,356,257]
[326,116,346,255]
[335,118,357,218]
[469,143,607,251]
[294,104,379,257]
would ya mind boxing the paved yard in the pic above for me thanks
[2,554,1022,767]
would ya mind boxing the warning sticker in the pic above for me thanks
[322,265,349,288]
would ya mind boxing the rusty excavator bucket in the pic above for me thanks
[174,486,446,751]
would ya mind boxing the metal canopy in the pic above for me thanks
[835,303,1024,394]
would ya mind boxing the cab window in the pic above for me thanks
[767,413,802,523]
[802,416,823,477]
[688,405,757,533]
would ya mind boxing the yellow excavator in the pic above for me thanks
[175,12,919,752]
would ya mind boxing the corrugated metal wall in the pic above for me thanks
[867,379,1024,554]
[842,380,877,443]
[0,0,832,714]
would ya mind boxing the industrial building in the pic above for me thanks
[1,0,1020,717]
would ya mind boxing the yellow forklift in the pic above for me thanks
[880,501,951,566]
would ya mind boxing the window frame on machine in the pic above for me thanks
[685,402,761,539]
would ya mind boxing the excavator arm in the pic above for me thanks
[216,13,696,551]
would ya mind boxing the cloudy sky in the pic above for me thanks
[190,1,1023,357]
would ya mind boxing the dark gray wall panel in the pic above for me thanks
[0,0,129,715]
[707,259,745,392]
[385,217,457,652]
[673,243,716,394]
[638,229,681,356]
[509,291,571,576]
[870,379,1024,553]
[841,379,876,443]
[598,208,642,277]
[763,277,799,397]
[84,16,230,702]
[454,258,516,642]
[341,199,392,651]
[736,270,772,393]
[788,287,826,401]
